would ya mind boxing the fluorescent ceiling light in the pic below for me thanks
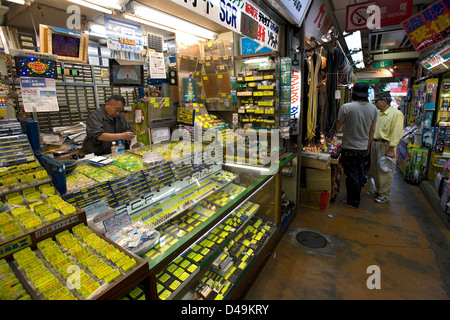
[351,51,365,69]
[123,13,177,34]
[83,0,123,10]
[344,31,362,53]
[130,2,217,40]
[7,0,25,4]
[67,0,113,14]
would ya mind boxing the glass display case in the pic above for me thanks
[57,140,297,300]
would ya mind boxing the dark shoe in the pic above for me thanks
[375,196,389,203]
[367,191,380,197]
[337,200,358,209]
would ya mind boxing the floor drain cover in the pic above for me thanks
[296,231,328,249]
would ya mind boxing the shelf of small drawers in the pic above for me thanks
[1,223,149,300]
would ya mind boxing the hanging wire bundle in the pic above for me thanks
[323,47,340,140]
[306,52,322,141]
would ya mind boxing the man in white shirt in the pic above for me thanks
[336,83,378,208]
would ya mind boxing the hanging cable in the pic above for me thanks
[324,47,339,140]
[306,51,321,141]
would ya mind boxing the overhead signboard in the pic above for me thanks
[346,0,413,32]
[402,0,450,52]
[170,0,280,51]
[278,0,312,27]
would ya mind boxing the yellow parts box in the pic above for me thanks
[306,167,331,191]
[299,188,331,211]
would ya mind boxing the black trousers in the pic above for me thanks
[341,149,366,208]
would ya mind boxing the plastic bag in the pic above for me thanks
[106,221,160,255]
[377,156,396,172]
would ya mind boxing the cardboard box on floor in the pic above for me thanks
[299,187,331,211]
[306,167,332,191]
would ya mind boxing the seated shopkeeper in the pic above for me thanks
[83,95,136,156]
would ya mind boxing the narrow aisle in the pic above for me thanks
[244,169,450,300]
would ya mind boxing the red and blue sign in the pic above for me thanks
[402,0,450,52]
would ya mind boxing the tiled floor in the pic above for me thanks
[244,169,450,300]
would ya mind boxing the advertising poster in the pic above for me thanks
[19,77,59,112]
[402,0,450,52]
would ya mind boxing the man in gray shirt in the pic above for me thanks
[336,83,378,208]
[83,95,135,156]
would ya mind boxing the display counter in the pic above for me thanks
[144,153,296,300]
[54,143,297,300]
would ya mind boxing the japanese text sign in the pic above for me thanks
[402,0,450,52]
[170,0,279,51]
[104,17,144,54]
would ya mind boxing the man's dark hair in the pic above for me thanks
[352,93,368,102]
[107,95,126,106]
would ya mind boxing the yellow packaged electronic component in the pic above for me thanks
[3,177,18,187]
[179,272,190,281]
[169,279,181,291]
[41,186,56,195]
[44,212,61,224]
[60,204,76,216]
[34,170,48,179]
[159,273,171,283]
[187,264,198,273]
[159,289,171,300]
[104,269,121,283]
[23,217,42,231]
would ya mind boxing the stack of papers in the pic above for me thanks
[52,123,86,145]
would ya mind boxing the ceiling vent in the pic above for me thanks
[369,29,409,51]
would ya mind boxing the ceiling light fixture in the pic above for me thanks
[67,0,113,14]
[83,0,124,11]
[123,13,177,34]
[344,31,365,69]
[127,1,217,40]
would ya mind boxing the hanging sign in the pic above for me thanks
[402,0,450,52]
[304,0,334,42]
[346,0,413,32]
[104,17,144,59]
[346,1,374,32]
[290,67,301,136]
[278,0,312,26]
[373,60,393,69]
[149,52,166,79]
[170,0,279,51]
